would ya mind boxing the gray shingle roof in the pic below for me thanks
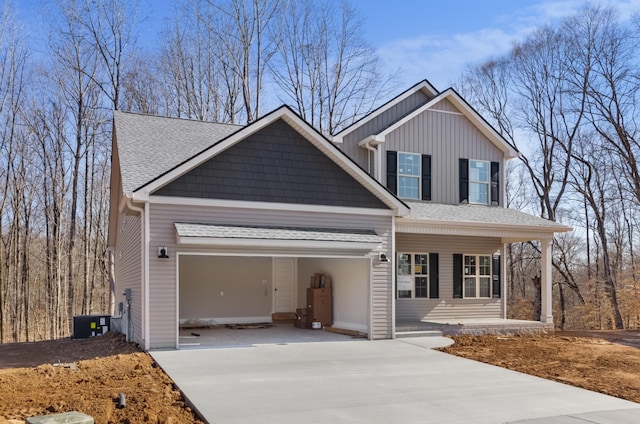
[114,111,242,193]
[403,201,571,232]
[174,223,382,244]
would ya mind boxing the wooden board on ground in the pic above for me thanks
[324,326,368,338]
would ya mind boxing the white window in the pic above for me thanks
[464,255,492,298]
[397,253,429,299]
[469,160,489,204]
[398,153,421,199]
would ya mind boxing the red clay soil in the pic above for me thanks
[0,332,203,424]
[2,330,640,423]
[440,331,640,404]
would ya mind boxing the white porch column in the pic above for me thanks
[541,238,553,324]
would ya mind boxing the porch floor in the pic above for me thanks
[396,318,554,336]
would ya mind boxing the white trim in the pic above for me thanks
[176,236,380,252]
[391,216,396,339]
[396,152,422,201]
[379,89,519,158]
[427,108,463,116]
[396,223,564,241]
[125,198,147,348]
[333,80,438,143]
[148,196,399,217]
[502,244,507,319]
[541,238,554,324]
[397,218,570,237]
[177,250,372,259]
[396,252,431,299]
[368,255,374,341]
[143,203,150,350]
[461,253,493,299]
[468,159,491,205]
[175,248,180,349]
[136,107,409,215]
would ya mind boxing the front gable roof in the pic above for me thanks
[153,118,388,209]
[378,88,519,158]
[114,107,409,215]
[332,80,438,143]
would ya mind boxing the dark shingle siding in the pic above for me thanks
[154,119,387,209]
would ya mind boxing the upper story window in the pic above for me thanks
[398,153,421,199]
[459,158,499,206]
[469,160,490,204]
[386,151,431,201]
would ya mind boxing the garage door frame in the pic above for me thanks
[175,251,373,349]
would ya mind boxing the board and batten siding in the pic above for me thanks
[382,99,504,206]
[114,211,144,346]
[395,233,504,321]
[339,91,431,171]
[147,202,394,348]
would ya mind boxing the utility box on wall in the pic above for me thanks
[73,315,110,339]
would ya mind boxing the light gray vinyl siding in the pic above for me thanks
[147,202,394,348]
[395,233,503,321]
[382,99,504,205]
[114,211,143,346]
[340,91,431,171]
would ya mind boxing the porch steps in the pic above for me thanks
[395,330,443,338]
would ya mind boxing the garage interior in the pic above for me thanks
[177,255,371,348]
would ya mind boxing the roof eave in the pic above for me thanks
[398,217,573,234]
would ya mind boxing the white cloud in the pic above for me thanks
[378,28,528,90]
[376,0,640,90]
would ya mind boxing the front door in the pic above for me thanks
[273,258,296,313]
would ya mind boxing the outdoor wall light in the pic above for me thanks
[158,246,169,259]
[379,253,389,262]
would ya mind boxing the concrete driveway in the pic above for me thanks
[151,337,639,424]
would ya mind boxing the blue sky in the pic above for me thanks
[133,0,640,90]
[16,0,640,90]
[347,0,640,89]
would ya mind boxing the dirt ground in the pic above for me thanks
[441,330,640,404]
[0,332,203,424]
[1,331,640,423]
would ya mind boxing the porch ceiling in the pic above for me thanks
[398,202,571,242]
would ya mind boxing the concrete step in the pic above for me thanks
[395,330,443,338]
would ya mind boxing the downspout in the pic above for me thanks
[359,135,384,181]
[126,197,146,349]
[363,142,377,178]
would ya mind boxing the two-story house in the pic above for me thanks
[334,81,570,334]
[108,80,570,350]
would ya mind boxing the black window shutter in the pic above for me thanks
[491,161,500,205]
[387,151,397,194]
[459,158,469,203]
[492,255,501,298]
[453,253,463,299]
[421,154,432,201]
[429,253,439,298]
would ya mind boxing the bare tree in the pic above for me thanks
[570,134,624,328]
[270,0,395,134]
[203,0,278,123]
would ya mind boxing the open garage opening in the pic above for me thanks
[177,254,371,348]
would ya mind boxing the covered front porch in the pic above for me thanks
[394,201,572,335]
